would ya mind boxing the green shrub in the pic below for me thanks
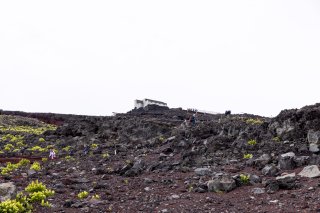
[243,154,253,159]
[62,146,71,152]
[0,125,57,135]
[4,143,14,151]
[30,162,41,171]
[0,159,30,176]
[92,194,100,199]
[38,138,45,143]
[91,144,98,149]
[0,199,26,213]
[16,141,26,148]
[29,191,47,202]
[247,139,257,146]
[17,159,30,167]
[272,137,280,142]
[77,191,89,199]
[25,180,46,193]
[240,174,250,184]
[65,156,74,161]
[102,153,109,159]
[0,180,54,212]
[40,199,51,207]
[29,146,46,152]
[15,192,33,211]
[1,162,18,175]
[46,145,54,149]
[159,136,165,142]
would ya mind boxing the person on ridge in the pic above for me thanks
[49,149,56,160]
[190,112,197,126]
[83,145,90,155]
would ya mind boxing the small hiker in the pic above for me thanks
[49,149,56,160]
[225,110,231,116]
[83,145,89,155]
[190,112,197,126]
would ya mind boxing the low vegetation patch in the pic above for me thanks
[240,174,250,184]
[77,191,89,199]
[247,139,257,146]
[0,180,54,213]
[243,154,253,159]
[246,118,263,125]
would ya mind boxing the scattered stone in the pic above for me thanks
[207,176,236,192]
[308,187,315,191]
[294,156,310,167]
[62,177,90,185]
[265,180,279,193]
[54,183,65,189]
[254,154,271,169]
[249,174,261,184]
[0,182,16,201]
[63,199,74,208]
[251,188,265,195]
[27,169,37,177]
[144,187,151,192]
[262,164,279,177]
[309,143,319,153]
[71,201,86,208]
[195,187,207,193]
[276,173,296,180]
[169,194,180,199]
[194,168,211,176]
[309,155,320,165]
[269,200,279,204]
[143,178,154,184]
[165,136,176,142]
[298,165,320,178]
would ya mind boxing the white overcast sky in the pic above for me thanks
[0,1,319,117]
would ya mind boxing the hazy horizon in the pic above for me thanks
[1,0,319,117]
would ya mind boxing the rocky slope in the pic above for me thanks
[1,104,320,212]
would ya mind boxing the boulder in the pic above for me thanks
[254,154,271,169]
[265,180,279,193]
[310,154,320,164]
[124,159,145,177]
[309,143,319,153]
[249,174,261,184]
[276,121,294,136]
[279,152,296,170]
[276,173,296,180]
[0,182,16,201]
[207,176,236,192]
[294,156,309,167]
[298,165,320,178]
[262,164,279,177]
[307,130,320,144]
[276,174,297,190]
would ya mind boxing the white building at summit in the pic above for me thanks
[134,99,167,109]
